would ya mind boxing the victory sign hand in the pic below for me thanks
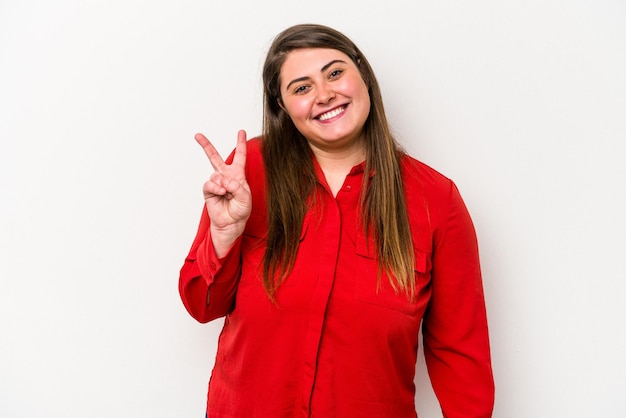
[195,130,251,255]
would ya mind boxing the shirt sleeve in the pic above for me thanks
[178,206,243,323]
[422,180,495,417]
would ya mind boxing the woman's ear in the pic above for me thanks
[277,97,286,111]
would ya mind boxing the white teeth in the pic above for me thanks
[318,106,345,121]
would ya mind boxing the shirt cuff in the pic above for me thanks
[196,228,243,287]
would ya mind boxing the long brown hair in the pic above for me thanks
[261,24,415,300]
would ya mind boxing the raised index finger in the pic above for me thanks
[195,133,225,172]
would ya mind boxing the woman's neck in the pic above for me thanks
[310,141,365,197]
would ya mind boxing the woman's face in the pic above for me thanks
[279,48,370,154]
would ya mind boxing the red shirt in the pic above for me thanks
[179,138,494,418]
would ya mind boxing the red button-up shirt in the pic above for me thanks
[179,138,494,417]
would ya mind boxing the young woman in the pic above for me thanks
[179,23,494,418]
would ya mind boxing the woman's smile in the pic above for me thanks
[316,104,347,121]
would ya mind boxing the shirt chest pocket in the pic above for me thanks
[354,232,432,316]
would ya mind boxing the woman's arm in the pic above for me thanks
[422,180,495,418]
[179,130,252,323]
[179,206,243,323]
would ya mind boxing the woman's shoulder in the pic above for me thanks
[400,153,454,194]
[400,154,468,231]
[246,136,263,156]
[244,137,267,210]
[242,136,264,171]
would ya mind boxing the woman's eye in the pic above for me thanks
[329,69,343,78]
[294,85,309,94]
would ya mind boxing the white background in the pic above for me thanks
[1,1,625,417]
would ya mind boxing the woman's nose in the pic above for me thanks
[316,83,336,104]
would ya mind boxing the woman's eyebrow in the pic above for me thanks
[285,59,348,90]
[321,59,346,73]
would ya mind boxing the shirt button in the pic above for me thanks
[345,185,352,191]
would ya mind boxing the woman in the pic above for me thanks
[179,23,494,418]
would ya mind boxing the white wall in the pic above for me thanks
[1,1,625,417]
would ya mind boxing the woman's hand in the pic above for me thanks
[195,130,251,257]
